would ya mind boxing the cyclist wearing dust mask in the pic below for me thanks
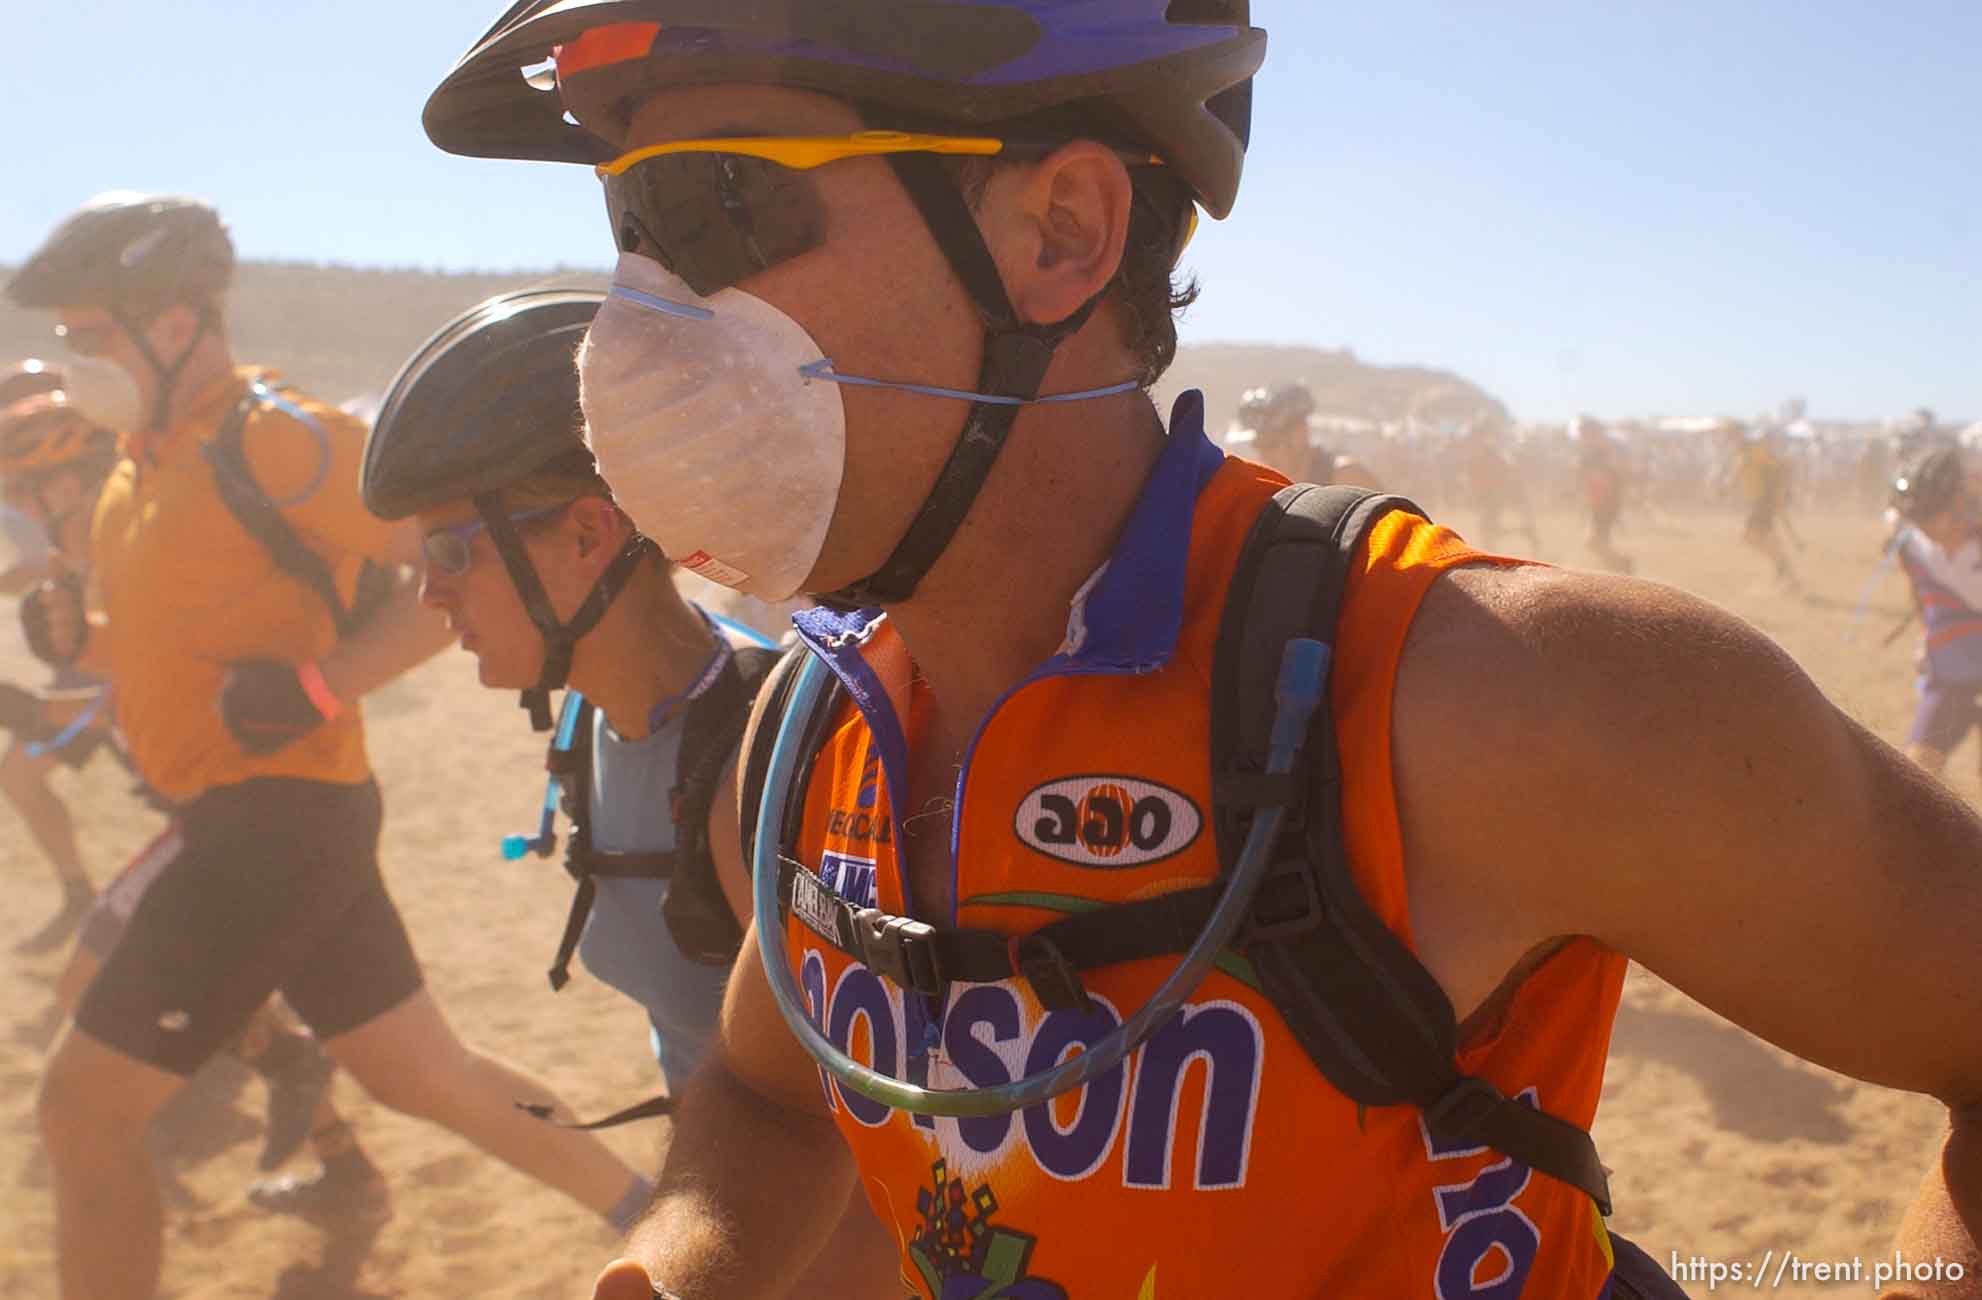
[428,5,1982,1298]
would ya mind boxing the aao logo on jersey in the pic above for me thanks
[1015,775,1203,868]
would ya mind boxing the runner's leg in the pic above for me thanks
[46,780,401,1294]
[2,735,93,951]
[38,1025,182,1300]
[269,780,647,1221]
[323,989,644,1217]
[231,1001,343,1172]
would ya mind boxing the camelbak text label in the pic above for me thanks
[791,870,841,942]
[1015,776,1203,868]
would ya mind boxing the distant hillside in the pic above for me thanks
[0,262,605,405]
[0,261,1501,425]
[1156,342,1506,435]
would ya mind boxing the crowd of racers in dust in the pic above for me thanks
[3,3,1980,1298]
[0,238,1971,1300]
[1228,382,1952,586]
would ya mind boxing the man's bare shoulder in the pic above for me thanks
[1398,558,1982,1103]
[1398,561,1789,754]
[1388,562,1826,1013]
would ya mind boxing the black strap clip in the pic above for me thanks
[1423,1075,1507,1138]
[852,909,945,996]
[1244,858,1326,943]
[1012,931,1095,1014]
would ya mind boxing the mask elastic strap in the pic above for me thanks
[474,492,656,730]
[819,153,1102,610]
[112,303,212,432]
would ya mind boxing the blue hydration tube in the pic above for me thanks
[501,690,586,861]
[25,688,109,760]
[705,609,779,650]
[752,637,1331,1118]
[497,609,776,863]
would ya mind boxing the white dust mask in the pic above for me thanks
[60,355,142,435]
[578,253,846,601]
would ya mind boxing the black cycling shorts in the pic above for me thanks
[77,821,184,961]
[74,777,423,1076]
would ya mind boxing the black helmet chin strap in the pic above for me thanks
[817,154,1103,612]
[111,303,214,434]
[473,492,656,730]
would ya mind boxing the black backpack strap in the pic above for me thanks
[547,699,685,990]
[201,384,359,638]
[779,851,1242,1013]
[739,643,824,867]
[661,644,782,965]
[1214,483,1612,1215]
[546,697,682,991]
[518,1091,675,1131]
[546,698,598,992]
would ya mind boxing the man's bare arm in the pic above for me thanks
[600,921,860,1300]
[1396,566,1982,1292]
[317,520,452,703]
[595,657,859,1297]
[1890,1105,1982,1299]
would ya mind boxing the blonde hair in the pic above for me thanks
[499,447,614,511]
[497,447,675,573]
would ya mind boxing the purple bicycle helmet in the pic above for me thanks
[424,0,1263,219]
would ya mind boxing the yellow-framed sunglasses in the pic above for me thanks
[595,130,1194,297]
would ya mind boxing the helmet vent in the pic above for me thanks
[1166,0,1248,25]
[1207,82,1253,149]
[521,57,557,92]
[119,228,169,271]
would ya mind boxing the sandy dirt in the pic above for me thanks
[0,504,1957,1299]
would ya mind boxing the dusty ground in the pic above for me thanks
[0,503,1956,1299]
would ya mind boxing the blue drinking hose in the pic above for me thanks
[704,609,779,649]
[496,610,775,863]
[752,637,1331,1118]
[25,689,108,760]
[501,690,586,861]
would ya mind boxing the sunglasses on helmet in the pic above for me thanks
[594,130,1181,298]
[423,503,568,579]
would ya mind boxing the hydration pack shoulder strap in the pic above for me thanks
[201,382,369,639]
[546,698,679,990]
[1214,483,1611,1214]
[739,643,823,868]
[663,643,781,965]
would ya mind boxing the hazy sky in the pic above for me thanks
[6,1,1975,422]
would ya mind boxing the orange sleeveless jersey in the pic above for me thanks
[92,367,396,802]
[781,395,1627,1298]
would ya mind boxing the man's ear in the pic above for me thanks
[567,495,623,566]
[146,304,203,356]
[988,140,1134,329]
